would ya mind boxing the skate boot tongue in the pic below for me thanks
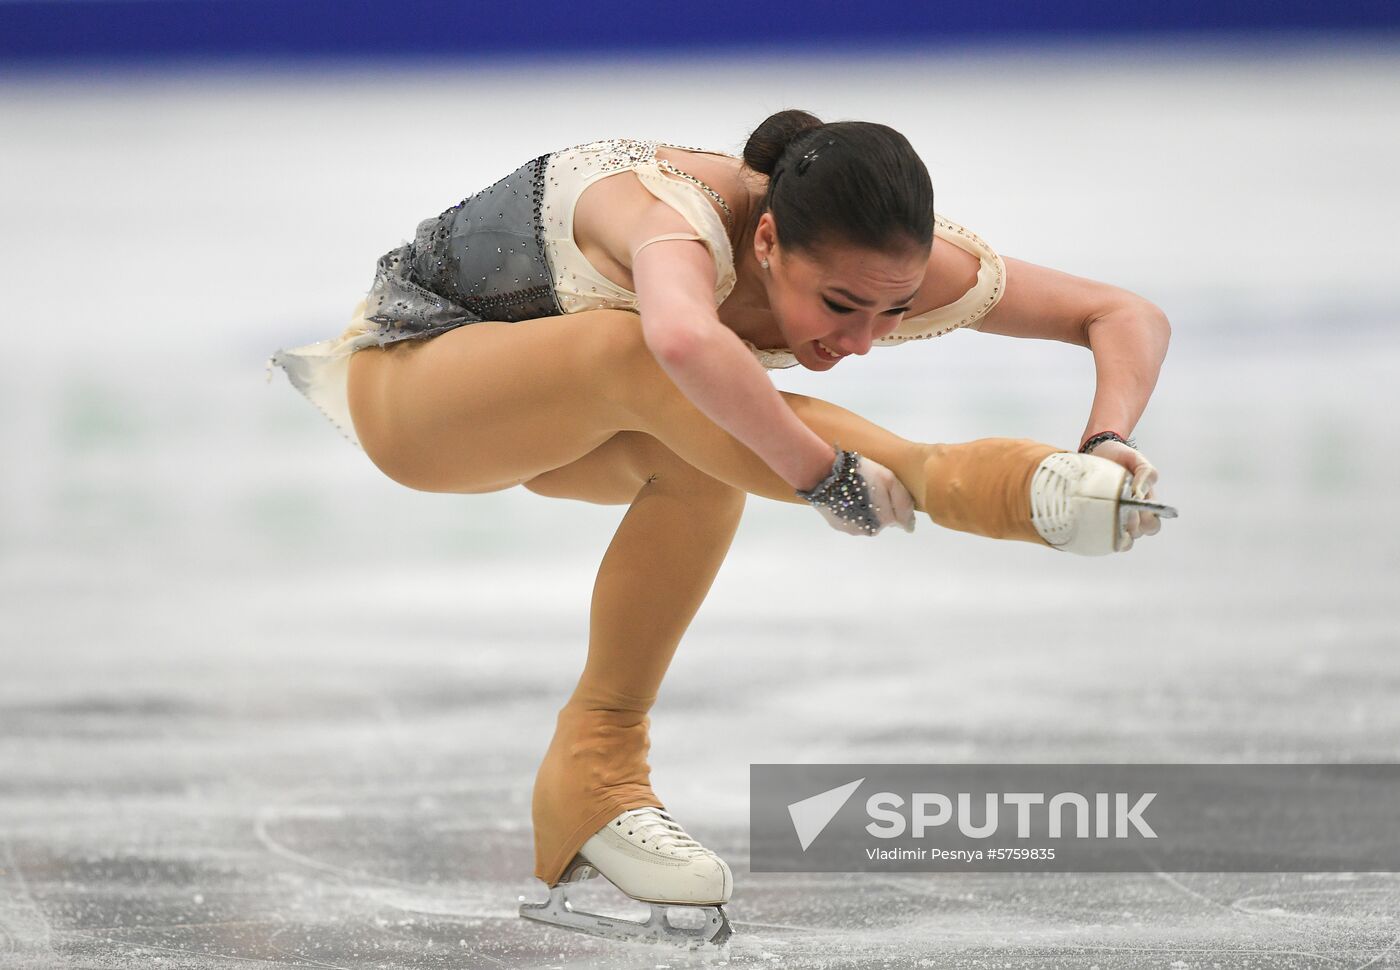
[617,807,706,857]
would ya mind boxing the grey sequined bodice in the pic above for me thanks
[364,154,561,343]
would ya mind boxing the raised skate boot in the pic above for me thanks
[1030,451,1178,555]
[519,807,733,947]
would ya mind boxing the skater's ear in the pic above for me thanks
[975,255,1166,348]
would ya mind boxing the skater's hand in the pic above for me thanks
[850,454,918,536]
[796,448,917,537]
[1087,439,1161,550]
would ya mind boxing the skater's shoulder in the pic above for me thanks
[877,214,1003,340]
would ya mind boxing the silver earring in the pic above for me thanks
[760,258,770,270]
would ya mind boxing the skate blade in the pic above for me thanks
[1122,497,1178,518]
[1115,471,1178,520]
[1111,477,1177,551]
[519,884,732,948]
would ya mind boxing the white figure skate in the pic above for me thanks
[519,807,733,947]
[1030,452,1178,555]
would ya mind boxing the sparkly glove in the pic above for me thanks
[795,447,916,537]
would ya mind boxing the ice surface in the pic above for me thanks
[1,39,1398,969]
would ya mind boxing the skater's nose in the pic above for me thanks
[827,328,874,356]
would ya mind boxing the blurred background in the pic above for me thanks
[2,3,1398,968]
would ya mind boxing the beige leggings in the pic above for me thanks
[345,307,1058,886]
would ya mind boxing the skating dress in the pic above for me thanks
[266,138,1007,449]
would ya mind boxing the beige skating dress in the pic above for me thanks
[266,137,1007,450]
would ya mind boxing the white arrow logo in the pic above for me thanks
[787,778,865,851]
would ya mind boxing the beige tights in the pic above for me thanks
[344,307,1061,885]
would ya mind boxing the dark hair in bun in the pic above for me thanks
[742,108,933,255]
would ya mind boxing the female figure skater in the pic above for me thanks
[268,109,1172,947]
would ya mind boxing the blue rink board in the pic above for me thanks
[3,0,1400,62]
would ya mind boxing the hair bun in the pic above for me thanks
[742,109,825,177]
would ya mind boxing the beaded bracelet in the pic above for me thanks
[794,446,881,535]
[1080,430,1138,454]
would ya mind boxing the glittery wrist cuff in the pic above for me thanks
[794,447,881,535]
[1080,430,1138,454]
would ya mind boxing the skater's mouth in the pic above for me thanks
[813,340,845,363]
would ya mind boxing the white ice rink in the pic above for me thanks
[2,38,1399,968]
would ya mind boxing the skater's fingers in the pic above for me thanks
[1140,510,1161,536]
[1131,461,1158,501]
[1122,507,1143,540]
[861,469,892,535]
[853,455,914,536]
[867,483,902,536]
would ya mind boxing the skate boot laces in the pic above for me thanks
[1029,452,1080,545]
[1029,451,1134,555]
[614,807,710,859]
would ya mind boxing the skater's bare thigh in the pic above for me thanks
[346,309,652,494]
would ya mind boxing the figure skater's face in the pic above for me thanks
[755,213,928,371]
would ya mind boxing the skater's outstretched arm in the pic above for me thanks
[972,255,1169,439]
[958,254,1171,542]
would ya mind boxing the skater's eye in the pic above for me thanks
[824,296,909,316]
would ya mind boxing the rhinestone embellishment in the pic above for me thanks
[794,447,883,535]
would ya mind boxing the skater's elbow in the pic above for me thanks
[1130,299,1171,341]
[1083,296,1171,357]
[1154,305,1172,346]
[1137,301,1172,357]
[643,316,719,368]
